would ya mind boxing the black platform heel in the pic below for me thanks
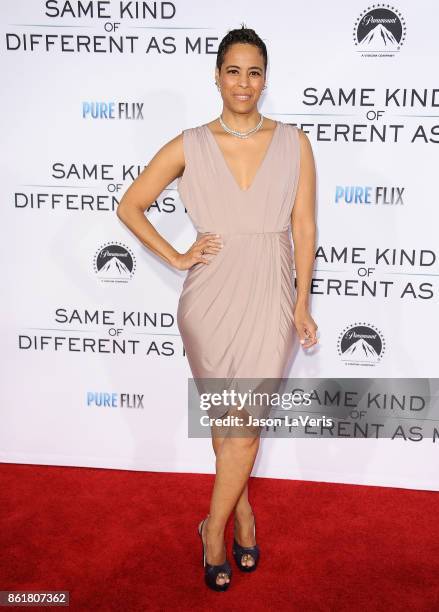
[232,515,260,572]
[198,516,232,592]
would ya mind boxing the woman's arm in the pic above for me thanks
[291,129,318,347]
[116,133,222,270]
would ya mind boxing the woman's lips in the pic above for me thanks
[233,94,251,101]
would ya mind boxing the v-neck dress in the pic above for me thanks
[177,121,301,415]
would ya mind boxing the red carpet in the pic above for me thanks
[1,463,438,611]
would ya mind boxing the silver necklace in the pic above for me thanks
[219,113,264,139]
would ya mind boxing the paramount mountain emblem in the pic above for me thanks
[353,5,406,56]
[337,323,386,366]
[100,256,131,278]
[93,242,136,283]
[343,338,380,362]
[359,23,399,48]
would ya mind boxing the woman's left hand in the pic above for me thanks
[293,304,318,348]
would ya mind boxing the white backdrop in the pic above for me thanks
[1,0,439,491]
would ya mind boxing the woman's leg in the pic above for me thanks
[211,434,257,567]
[212,436,254,524]
[201,415,261,584]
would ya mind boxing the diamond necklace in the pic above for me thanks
[219,113,264,139]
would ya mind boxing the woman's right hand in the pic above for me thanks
[173,233,224,271]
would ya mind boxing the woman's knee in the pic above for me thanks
[226,433,260,451]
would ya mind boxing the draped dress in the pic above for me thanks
[176,121,301,420]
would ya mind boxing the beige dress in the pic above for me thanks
[177,121,301,418]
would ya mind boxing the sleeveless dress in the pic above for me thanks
[176,121,301,416]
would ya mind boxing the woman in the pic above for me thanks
[117,26,318,592]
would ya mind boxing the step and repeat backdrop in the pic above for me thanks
[1,1,439,491]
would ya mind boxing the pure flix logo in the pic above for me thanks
[353,5,406,56]
[93,242,136,283]
[82,102,144,119]
[334,186,405,206]
[337,323,386,366]
[87,392,144,409]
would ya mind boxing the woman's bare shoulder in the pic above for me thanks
[144,129,188,176]
[293,126,313,157]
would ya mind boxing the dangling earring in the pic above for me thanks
[215,81,220,91]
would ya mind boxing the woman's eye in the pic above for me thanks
[226,69,261,76]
